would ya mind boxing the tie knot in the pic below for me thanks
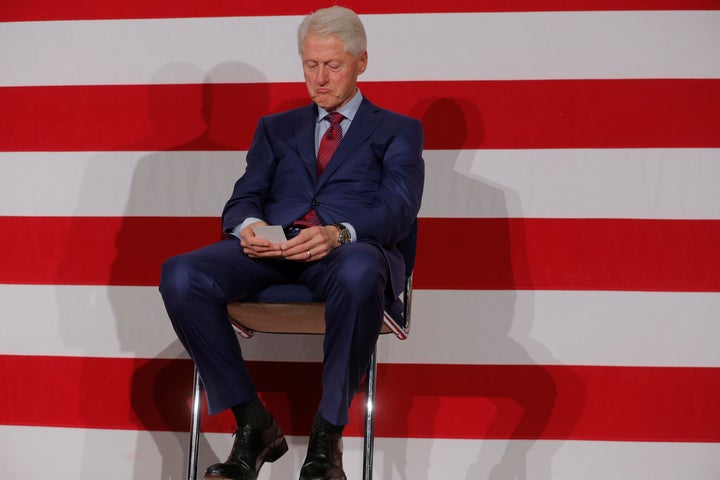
[325,112,344,126]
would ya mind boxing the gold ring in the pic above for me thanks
[307,250,312,258]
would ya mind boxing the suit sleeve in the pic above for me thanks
[221,117,275,235]
[351,117,425,246]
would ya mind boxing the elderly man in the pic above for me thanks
[160,6,424,480]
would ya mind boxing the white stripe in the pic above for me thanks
[3,285,719,367]
[4,149,720,219]
[423,148,720,220]
[3,426,720,479]
[2,11,719,86]
[0,151,243,217]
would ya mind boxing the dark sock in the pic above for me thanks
[312,412,344,434]
[231,398,272,429]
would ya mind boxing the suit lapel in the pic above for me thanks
[294,103,320,179]
[318,98,382,188]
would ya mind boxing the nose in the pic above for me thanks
[315,65,329,85]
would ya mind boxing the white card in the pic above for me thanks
[253,225,288,243]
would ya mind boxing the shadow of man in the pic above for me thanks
[110,61,271,479]
[367,97,585,480]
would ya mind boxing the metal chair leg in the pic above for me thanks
[362,348,378,480]
[188,348,382,480]
[188,366,203,480]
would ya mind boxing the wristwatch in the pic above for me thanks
[332,223,352,245]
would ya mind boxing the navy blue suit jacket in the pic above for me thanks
[222,97,425,299]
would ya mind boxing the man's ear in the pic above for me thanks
[357,50,368,75]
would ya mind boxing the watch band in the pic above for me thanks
[332,223,351,245]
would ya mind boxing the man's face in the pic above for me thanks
[301,33,367,112]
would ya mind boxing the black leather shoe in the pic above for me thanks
[204,418,288,480]
[299,429,346,480]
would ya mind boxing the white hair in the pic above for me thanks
[297,6,367,57]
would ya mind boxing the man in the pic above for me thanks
[160,6,424,480]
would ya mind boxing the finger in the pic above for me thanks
[280,235,305,251]
[283,247,315,262]
[247,236,273,248]
[243,243,275,254]
[246,248,284,258]
[280,226,324,250]
[282,242,315,258]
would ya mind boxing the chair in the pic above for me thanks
[186,220,418,480]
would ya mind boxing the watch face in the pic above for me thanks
[336,224,350,244]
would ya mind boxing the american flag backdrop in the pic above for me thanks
[2,1,720,478]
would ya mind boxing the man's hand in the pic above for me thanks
[239,221,284,258]
[281,225,340,262]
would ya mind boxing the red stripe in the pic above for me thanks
[2,79,719,151]
[0,216,223,287]
[1,216,718,292]
[416,217,720,292]
[1,354,719,441]
[2,1,717,22]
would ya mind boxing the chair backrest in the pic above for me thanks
[397,219,419,278]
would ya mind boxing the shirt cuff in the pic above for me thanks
[342,222,357,243]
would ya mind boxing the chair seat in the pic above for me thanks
[227,283,409,340]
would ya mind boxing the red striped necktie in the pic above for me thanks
[316,112,345,175]
[294,112,345,227]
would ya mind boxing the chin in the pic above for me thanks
[313,95,338,110]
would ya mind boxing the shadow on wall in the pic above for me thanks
[55,61,276,479]
[115,62,274,480]
[55,70,586,479]
[364,97,587,480]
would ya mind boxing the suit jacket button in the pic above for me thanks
[312,199,319,207]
